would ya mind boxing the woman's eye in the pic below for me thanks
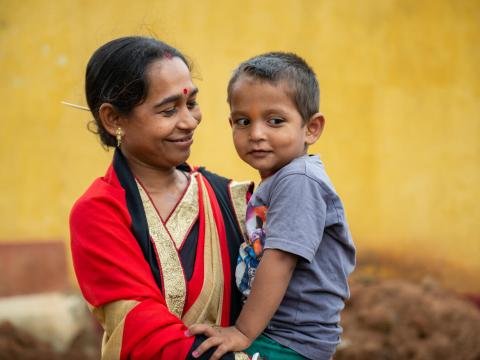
[187,100,198,110]
[235,118,250,126]
[268,118,284,125]
[161,107,177,116]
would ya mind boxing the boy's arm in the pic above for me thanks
[235,248,297,339]
[189,249,297,359]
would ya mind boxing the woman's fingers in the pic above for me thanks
[192,336,222,358]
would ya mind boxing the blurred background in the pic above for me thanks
[0,0,479,359]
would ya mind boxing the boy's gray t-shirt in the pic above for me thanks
[249,154,355,360]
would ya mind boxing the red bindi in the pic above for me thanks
[183,88,188,95]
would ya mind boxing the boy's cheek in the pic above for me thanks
[232,136,245,149]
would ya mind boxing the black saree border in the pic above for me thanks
[197,167,245,325]
[112,149,163,291]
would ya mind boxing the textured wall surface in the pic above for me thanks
[0,0,479,291]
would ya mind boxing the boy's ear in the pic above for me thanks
[228,116,233,128]
[99,103,123,137]
[305,112,325,145]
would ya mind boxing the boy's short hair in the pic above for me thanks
[227,52,320,124]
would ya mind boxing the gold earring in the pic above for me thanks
[115,127,124,147]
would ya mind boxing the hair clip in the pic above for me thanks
[61,101,90,111]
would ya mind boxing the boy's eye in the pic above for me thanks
[234,118,250,126]
[267,118,285,125]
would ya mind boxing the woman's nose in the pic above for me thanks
[178,108,200,130]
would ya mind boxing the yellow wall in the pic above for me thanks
[1,0,479,291]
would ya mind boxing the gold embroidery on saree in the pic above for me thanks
[229,181,252,240]
[137,181,187,318]
[182,174,224,326]
[234,352,251,360]
[89,300,139,360]
[166,178,199,249]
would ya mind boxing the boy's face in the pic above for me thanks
[229,76,307,178]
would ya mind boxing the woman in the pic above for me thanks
[69,36,252,360]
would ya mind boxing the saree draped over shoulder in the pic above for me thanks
[70,150,251,360]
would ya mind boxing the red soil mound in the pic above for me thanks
[335,277,480,360]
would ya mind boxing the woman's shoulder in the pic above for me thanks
[196,167,253,197]
[196,167,230,185]
[70,165,126,219]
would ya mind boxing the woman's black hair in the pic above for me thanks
[85,36,190,147]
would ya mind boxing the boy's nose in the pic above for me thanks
[249,123,266,141]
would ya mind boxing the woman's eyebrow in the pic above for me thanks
[188,87,199,98]
[153,94,182,108]
[153,87,199,108]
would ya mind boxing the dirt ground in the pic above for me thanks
[335,275,480,360]
[1,275,479,360]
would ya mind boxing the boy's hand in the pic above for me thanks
[188,324,252,359]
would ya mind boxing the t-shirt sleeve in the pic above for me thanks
[264,173,327,262]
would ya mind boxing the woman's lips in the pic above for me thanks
[167,135,193,147]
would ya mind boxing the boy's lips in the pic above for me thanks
[248,149,273,157]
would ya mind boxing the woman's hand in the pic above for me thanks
[187,324,252,359]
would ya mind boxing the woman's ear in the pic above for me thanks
[98,103,123,137]
[305,112,325,145]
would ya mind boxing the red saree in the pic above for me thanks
[70,150,251,359]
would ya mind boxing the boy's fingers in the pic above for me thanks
[193,336,222,358]
[189,324,217,337]
[210,344,229,360]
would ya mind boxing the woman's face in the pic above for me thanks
[119,57,201,170]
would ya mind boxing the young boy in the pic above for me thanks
[189,52,356,360]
